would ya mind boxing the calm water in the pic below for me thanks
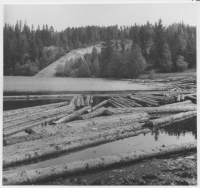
[4,117,196,174]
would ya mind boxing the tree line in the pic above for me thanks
[3,19,196,77]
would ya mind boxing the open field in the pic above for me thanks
[4,76,164,95]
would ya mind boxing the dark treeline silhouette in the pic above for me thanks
[3,19,196,77]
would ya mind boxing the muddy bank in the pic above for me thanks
[37,151,197,185]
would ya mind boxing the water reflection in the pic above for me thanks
[152,117,197,141]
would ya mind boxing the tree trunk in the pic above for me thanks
[54,106,91,124]
[128,95,159,106]
[160,100,193,107]
[3,105,76,137]
[3,142,196,185]
[121,98,143,107]
[91,100,108,112]
[104,106,196,116]
[3,101,69,119]
[80,107,106,120]
[85,95,91,106]
[109,98,127,108]
[3,133,46,146]
[146,111,197,128]
[4,104,76,130]
[108,99,123,108]
[3,95,73,101]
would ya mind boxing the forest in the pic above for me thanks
[3,19,196,78]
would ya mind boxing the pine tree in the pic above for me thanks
[100,37,114,77]
[160,43,172,73]
[78,60,91,77]
[154,19,165,68]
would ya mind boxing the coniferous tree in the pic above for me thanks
[160,43,172,73]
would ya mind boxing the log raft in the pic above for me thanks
[3,91,197,184]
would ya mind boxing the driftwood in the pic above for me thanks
[3,112,150,168]
[54,106,91,124]
[80,107,106,120]
[3,142,196,185]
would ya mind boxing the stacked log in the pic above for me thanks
[3,96,78,137]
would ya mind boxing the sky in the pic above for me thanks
[3,2,198,31]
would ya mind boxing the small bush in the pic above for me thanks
[176,55,188,72]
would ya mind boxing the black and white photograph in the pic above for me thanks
[2,0,198,185]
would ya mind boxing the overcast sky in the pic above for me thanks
[4,3,197,31]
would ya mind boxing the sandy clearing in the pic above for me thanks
[35,44,102,77]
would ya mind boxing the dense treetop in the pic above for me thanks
[3,19,196,77]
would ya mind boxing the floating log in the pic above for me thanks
[54,106,91,124]
[145,111,197,128]
[105,106,196,116]
[3,133,46,146]
[109,97,128,108]
[4,104,76,130]
[76,96,81,107]
[3,124,149,169]
[90,96,93,104]
[69,95,79,105]
[80,107,106,120]
[134,94,160,104]
[3,142,196,185]
[116,97,136,107]
[108,99,124,108]
[128,95,158,106]
[108,100,121,108]
[3,105,76,137]
[80,95,85,107]
[3,112,150,168]
[85,95,91,106]
[3,101,69,118]
[124,98,142,107]
[91,100,108,112]
[160,100,193,107]
[185,95,196,101]
[3,94,73,101]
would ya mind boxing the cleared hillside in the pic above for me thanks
[35,43,102,77]
[35,39,133,77]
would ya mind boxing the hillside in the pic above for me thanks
[35,43,102,77]
[35,39,133,77]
